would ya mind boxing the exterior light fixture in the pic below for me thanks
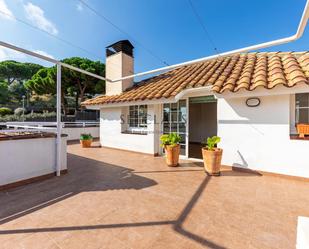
[246,97,261,107]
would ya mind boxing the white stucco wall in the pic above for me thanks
[0,136,67,186]
[62,127,99,141]
[218,94,309,178]
[100,104,160,155]
[96,83,309,178]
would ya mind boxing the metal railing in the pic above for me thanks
[1,121,99,133]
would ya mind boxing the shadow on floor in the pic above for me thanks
[173,176,226,249]
[0,175,226,249]
[179,161,204,167]
[133,169,204,174]
[221,168,262,177]
[0,154,157,224]
[180,162,262,177]
[0,153,265,248]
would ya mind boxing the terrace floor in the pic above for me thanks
[0,142,309,249]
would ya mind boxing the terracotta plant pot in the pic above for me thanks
[80,139,92,148]
[297,124,309,138]
[164,144,180,167]
[202,147,223,176]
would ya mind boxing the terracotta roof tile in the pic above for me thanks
[83,51,309,106]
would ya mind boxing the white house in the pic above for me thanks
[83,40,309,179]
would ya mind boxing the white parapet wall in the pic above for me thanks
[0,136,67,187]
[5,122,99,142]
[62,126,99,141]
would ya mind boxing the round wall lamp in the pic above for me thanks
[246,97,261,107]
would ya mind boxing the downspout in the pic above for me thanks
[112,0,309,82]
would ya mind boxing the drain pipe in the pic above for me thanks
[112,0,309,82]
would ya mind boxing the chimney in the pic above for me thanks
[105,40,134,96]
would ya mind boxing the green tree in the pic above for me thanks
[0,60,43,84]
[24,68,56,95]
[24,67,70,113]
[0,81,9,104]
[25,57,105,112]
[23,63,44,80]
[61,57,105,105]
[8,81,27,100]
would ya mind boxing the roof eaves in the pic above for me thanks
[83,96,176,108]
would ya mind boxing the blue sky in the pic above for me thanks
[0,0,308,74]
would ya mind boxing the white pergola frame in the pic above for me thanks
[0,41,110,177]
[0,0,308,177]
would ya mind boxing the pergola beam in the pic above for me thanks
[0,41,109,82]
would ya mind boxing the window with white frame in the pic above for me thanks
[295,93,309,124]
[128,105,148,128]
[162,100,187,155]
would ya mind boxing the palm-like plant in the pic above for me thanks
[80,133,93,140]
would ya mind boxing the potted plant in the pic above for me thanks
[160,132,181,167]
[201,136,222,176]
[80,133,93,148]
[297,123,309,137]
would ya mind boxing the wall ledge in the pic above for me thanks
[0,132,67,142]
[290,135,309,141]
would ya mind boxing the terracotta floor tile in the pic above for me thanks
[0,142,308,249]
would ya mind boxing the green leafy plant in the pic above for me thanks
[80,133,93,141]
[0,107,13,116]
[160,132,181,147]
[202,136,221,150]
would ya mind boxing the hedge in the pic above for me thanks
[0,107,13,116]
[0,112,56,122]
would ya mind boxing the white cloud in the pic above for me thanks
[0,0,15,20]
[0,47,25,61]
[76,2,83,12]
[33,50,55,59]
[24,2,58,35]
[0,46,55,66]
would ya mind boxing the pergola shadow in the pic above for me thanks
[0,154,157,224]
[0,154,262,248]
[0,177,224,248]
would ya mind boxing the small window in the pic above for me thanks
[295,93,309,124]
[129,105,147,128]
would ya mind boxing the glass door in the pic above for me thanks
[162,100,187,156]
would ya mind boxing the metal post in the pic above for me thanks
[56,64,62,177]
